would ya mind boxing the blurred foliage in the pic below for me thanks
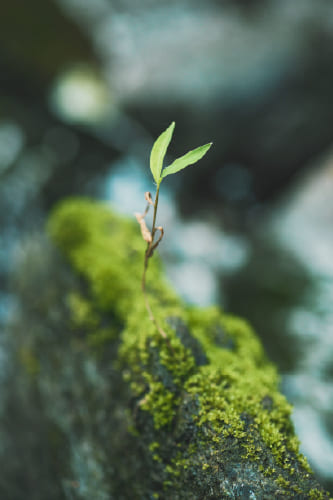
[0,0,96,86]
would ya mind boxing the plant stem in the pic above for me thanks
[141,184,171,346]
[141,183,160,292]
[151,183,160,240]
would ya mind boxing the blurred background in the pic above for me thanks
[1,0,333,494]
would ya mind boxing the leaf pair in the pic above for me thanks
[150,122,212,185]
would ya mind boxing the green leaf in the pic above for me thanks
[150,121,175,184]
[161,142,212,179]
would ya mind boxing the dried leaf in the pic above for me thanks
[135,213,152,243]
[145,192,154,205]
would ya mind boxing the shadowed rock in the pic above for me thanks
[2,198,330,499]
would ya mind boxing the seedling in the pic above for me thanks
[135,121,212,340]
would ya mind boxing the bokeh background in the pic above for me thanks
[1,0,333,494]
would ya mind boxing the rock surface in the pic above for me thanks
[2,198,330,499]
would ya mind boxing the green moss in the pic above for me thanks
[47,198,327,496]
[182,306,303,472]
[19,347,40,376]
[149,441,160,452]
[275,475,290,489]
[140,378,179,429]
[68,292,99,330]
[309,488,328,500]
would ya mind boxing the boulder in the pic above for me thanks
[3,198,330,499]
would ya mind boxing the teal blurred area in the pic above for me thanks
[1,0,333,496]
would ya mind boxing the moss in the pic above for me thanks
[19,347,40,376]
[47,198,330,498]
[275,475,290,489]
[149,441,160,452]
[140,378,179,429]
[68,292,99,330]
[309,488,328,500]
[183,306,302,471]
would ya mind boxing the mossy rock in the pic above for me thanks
[7,198,331,499]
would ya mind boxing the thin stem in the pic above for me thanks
[141,252,149,295]
[141,182,160,291]
[151,183,160,240]
[141,183,173,350]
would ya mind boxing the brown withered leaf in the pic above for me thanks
[135,213,152,243]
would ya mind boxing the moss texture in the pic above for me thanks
[44,197,332,499]
[6,197,329,499]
